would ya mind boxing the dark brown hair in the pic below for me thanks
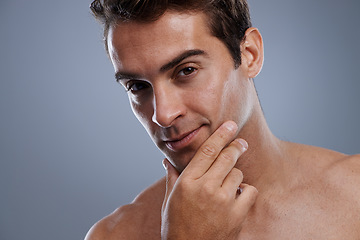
[90,0,252,67]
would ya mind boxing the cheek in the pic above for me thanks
[130,100,154,130]
[224,79,253,128]
[217,72,247,121]
[222,80,240,107]
[208,75,235,111]
[182,73,234,126]
[184,82,221,120]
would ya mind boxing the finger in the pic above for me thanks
[221,168,244,198]
[205,139,247,184]
[233,184,258,221]
[183,121,238,179]
[162,158,179,211]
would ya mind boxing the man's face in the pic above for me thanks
[108,11,254,172]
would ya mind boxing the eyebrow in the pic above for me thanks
[115,72,143,83]
[115,49,207,82]
[159,49,206,72]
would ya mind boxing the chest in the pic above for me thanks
[238,192,360,240]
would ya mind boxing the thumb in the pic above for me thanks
[162,158,179,208]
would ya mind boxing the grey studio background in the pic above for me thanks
[1,0,359,239]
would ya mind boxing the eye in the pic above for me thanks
[178,67,197,77]
[126,81,149,93]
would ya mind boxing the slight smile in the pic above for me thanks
[165,127,202,151]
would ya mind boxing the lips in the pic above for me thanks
[164,127,201,151]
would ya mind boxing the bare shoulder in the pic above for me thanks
[324,153,360,235]
[306,145,360,203]
[326,153,360,192]
[291,144,360,235]
[293,143,359,173]
[85,177,166,240]
[292,143,360,198]
[307,145,360,182]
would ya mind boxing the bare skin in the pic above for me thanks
[85,11,360,240]
[85,137,360,240]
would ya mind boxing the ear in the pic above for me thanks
[240,28,264,78]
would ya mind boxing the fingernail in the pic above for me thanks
[223,121,237,131]
[236,139,248,151]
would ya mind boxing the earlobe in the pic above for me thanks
[241,28,264,78]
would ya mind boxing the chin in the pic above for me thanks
[165,150,195,173]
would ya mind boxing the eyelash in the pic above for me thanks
[125,80,149,92]
[123,65,199,93]
[178,66,196,76]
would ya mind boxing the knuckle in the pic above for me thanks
[200,143,217,158]
[216,191,228,202]
[217,130,228,140]
[202,183,216,196]
[220,151,235,164]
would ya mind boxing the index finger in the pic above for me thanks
[182,121,238,179]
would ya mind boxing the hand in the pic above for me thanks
[161,121,258,240]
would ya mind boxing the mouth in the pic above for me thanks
[164,126,202,151]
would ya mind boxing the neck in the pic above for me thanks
[235,98,291,193]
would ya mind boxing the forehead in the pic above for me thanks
[107,11,228,75]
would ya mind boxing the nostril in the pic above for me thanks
[152,85,186,128]
[152,103,185,128]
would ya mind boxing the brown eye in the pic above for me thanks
[178,67,196,76]
[126,81,149,92]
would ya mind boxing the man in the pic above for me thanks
[85,0,360,239]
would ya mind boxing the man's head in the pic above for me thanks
[90,0,252,67]
[91,0,263,172]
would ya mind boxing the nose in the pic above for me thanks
[151,84,186,128]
